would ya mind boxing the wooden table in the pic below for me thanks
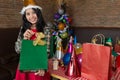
[48,59,87,80]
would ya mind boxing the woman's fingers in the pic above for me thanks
[23,29,35,39]
[34,70,45,76]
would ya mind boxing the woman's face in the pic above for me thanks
[25,8,38,25]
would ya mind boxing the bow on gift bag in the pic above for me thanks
[19,32,48,72]
[33,32,46,46]
[81,34,111,80]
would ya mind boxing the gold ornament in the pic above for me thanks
[58,23,65,30]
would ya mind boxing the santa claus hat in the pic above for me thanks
[20,0,42,15]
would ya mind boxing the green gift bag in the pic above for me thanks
[19,40,48,71]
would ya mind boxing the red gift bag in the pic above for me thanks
[114,44,120,68]
[82,43,111,80]
[114,37,120,68]
[82,34,111,80]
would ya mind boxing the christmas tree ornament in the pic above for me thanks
[58,23,65,30]
[46,22,53,28]
[58,8,64,15]
[69,28,74,36]
[55,37,64,60]
[67,18,72,24]
[55,50,64,60]
[54,13,61,20]
[63,52,71,65]
[58,16,64,21]
[63,14,68,20]
[62,19,66,23]
[60,32,68,39]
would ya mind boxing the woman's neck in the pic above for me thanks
[31,24,36,29]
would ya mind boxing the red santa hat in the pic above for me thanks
[20,0,42,15]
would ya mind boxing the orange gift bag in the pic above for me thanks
[81,34,111,80]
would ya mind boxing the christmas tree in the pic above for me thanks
[50,0,74,60]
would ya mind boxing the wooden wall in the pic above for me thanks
[0,0,22,28]
[0,0,56,28]
[1,0,120,28]
[65,0,120,28]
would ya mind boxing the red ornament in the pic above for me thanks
[67,18,72,24]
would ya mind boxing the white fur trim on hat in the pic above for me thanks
[20,5,42,15]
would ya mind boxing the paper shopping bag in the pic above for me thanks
[19,40,48,71]
[114,43,120,68]
[81,43,111,80]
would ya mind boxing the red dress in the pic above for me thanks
[15,29,50,80]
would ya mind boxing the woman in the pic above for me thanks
[15,4,50,80]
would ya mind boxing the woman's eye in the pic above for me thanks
[26,13,30,16]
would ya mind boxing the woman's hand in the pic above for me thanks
[34,70,45,76]
[23,29,34,40]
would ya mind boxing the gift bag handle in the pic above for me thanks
[91,34,105,45]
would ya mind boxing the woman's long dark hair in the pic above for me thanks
[20,8,46,38]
